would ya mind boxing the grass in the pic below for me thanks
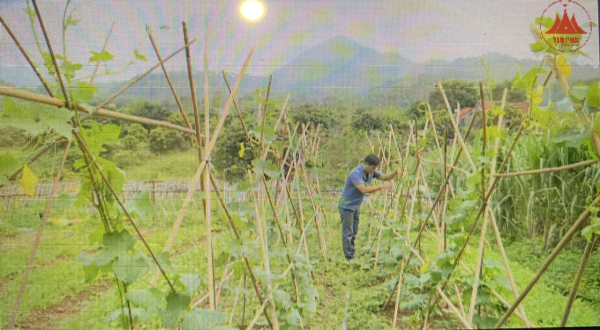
[1,187,599,329]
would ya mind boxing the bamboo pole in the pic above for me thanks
[467,82,489,323]
[392,166,420,328]
[412,113,479,245]
[229,275,245,326]
[486,89,533,327]
[0,14,54,96]
[453,283,466,317]
[0,86,195,134]
[488,287,531,325]
[495,186,600,327]
[158,46,253,261]
[493,159,599,177]
[73,131,175,291]
[31,0,70,108]
[94,38,196,111]
[258,76,273,151]
[426,103,444,161]
[253,194,280,330]
[561,234,598,326]
[147,27,192,129]
[6,141,71,330]
[436,286,473,329]
[201,25,217,310]
[438,81,477,172]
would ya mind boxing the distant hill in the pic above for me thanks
[2,36,598,106]
[268,36,412,101]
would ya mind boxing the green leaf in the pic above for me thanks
[160,24,170,30]
[536,16,555,29]
[71,81,98,103]
[113,253,149,284]
[570,84,589,102]
[135,49,147,61]
[283,308,303,327]
[530,41,547,53]
[66,15,79,26]
[126,288,164,314]
[0,153,19,178]
[82,263,100,282]
[232,260,245,278]
[24,7,36,20]
[156,252,172,270]
[273,289,292,310]
[180,273,201,296]
[106,307,150,325]
[473,315,498,329]
[586,82,600,109]
[125,190,156,220]
[89,50,114,62]
[494,275,512,291]
[230,214,249,231]
[181,309,232,330]
[252,159,281,179]
[77,252,100,282]
[163,292,190,328]
[582,217,600,242]
[102,230,135,259]
[88,224,104,245]
[1,97,73,138]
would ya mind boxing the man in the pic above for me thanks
[338,154,400,260]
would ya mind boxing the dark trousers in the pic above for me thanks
[339,207,360,260]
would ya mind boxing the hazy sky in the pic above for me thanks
[1,0,598,79]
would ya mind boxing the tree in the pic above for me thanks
[351,108,383,131]
[128,100,172,129]
[492,80,527,102]
[487,104,525,130]
[148,127,189,153]
[289,103,336,130]
[212,120,254,179]
[429,80,477,111]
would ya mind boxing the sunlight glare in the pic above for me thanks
[239,0,265,22]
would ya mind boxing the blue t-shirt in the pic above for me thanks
[338,164,382,211]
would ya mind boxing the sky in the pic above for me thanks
[0,0,598,80]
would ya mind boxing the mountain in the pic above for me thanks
[268,36,413,101]
[91,71,268,107]
[2,36,598,106]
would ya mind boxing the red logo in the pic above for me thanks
[540,0,593,52]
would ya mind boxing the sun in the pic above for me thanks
[239,0,266,22]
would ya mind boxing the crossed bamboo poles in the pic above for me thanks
[2,4,599,329]
[2,5,334,328]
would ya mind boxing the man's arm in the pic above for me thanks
[378,169,401,181]
[356,182,392,194]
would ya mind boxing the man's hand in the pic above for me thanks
[380,182,393,190]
